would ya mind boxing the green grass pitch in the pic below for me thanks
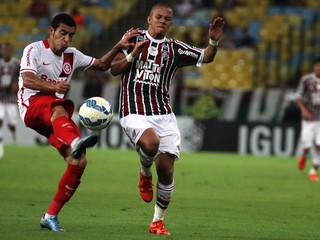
[0,145,319,240]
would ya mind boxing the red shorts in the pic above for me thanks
[24,94,80,156]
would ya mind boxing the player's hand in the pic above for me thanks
[302,109,314,120]
[131,39,150,58]
[55,81,70,94]
[208,17,225,41]
[117,28,141,49]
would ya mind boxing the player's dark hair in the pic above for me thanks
[313,57,320,65]
[50,13,77,30]
[149,2,173,16]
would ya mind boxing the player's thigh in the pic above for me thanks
[120,114,154,145]
[5,104,19,125]
[314,122,320,147]
[301,120,317,148]
[0,103,4,120]
[156,114,181,160]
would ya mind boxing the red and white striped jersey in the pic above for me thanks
[296,73,320,120]
[119,30,204,118]
[0,56,20,104]
[18,40,94,119]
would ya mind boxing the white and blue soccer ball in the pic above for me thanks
[79,97,113,131]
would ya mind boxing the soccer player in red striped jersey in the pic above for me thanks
[111,3,224,235]
[17,13,138,232]
[296,57,320,181]
[0,42,20,158]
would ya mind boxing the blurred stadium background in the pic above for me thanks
[2,0,320,156]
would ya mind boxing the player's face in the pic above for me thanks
[1,45,13,61]
[147,6,173,39]
[49,23,76,55]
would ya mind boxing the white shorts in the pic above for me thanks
[0,103,19,126]
[300,120,320,148]
[120,113,181,159]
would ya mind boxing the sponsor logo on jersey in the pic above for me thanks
[177,48,198,58]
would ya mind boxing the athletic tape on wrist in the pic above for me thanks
[126,53,135,62]
[209,39,219,46]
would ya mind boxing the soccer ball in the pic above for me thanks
[79,97,113,131]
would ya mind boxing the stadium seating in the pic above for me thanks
[170,0,320,89]
[0,0,137,57]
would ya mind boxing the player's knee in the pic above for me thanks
[50,105,69,123]
[142,140,159,157]
[71,157,87,168]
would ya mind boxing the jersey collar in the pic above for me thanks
[146,31,166,43]
[42,40,50,48]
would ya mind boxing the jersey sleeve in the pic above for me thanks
[20,43,39,75]
[173,39,204,67]
[73,48,95,70]
[296,76,306,98]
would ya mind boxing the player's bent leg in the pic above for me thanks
[137,129,159,202]
[137,147,155,202]
[298,155,307,170]
[139,171,153,202]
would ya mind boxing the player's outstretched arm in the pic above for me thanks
[90,28,140,71]
[202,17,225,63]
[21,72,70,94]
[110,37,149,76]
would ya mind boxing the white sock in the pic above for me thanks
[153,204,166,222]
[44,213,56,219]
[138,148,153,177]
[140,164,152,177]
[71,137,80,148]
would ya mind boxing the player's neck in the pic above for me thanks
[147,29,165,40]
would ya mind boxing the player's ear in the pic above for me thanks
[49,26,54,37]
[147,16,152,25]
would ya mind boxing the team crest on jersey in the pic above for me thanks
[148,46,158,56]
[62,62,72,75]
[137,35,144,42]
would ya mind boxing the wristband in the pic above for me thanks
[126,53,135,62]
[209,39,219,46]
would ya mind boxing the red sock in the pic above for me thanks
[47,164,85,215]
[52,116,80,146]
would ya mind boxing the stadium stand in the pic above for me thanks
[0,0,137,56]
[1,0,319,91]
[165,0,320,90]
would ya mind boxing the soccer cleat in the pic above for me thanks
[309,172,319,182]
[40,215,65,232]
[71,134,99,159]
[298,156,307,170]
[138,172,153,202]
[149,220,170,235]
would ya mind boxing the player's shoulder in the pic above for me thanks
[301,73,315,81]
[23,40,45,52]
